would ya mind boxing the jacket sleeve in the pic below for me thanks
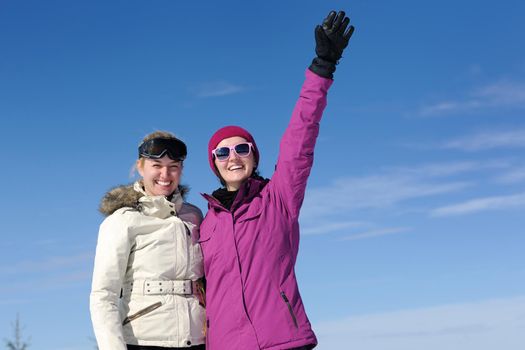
[271,69,333,220]
[90,212,132,350]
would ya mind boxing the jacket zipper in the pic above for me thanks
[280,292,298,328]
[122,301,162,325]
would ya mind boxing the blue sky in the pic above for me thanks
[1,1,524,349]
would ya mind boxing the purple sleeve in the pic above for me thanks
[270,69,333,220]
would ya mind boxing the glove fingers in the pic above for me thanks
[331,11,346,33]
[322,10,336,30]
[343,25,355,43]
[314,25,325,43]
[314,9,354,67]
[338,17,350,35]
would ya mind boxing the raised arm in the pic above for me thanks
[272,11,354,219]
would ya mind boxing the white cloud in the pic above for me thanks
[0,270,92,294]
[442,129,525,151]
[389,161,485,177]
[301,220,368,235]
[301,160,522,233]
[341,227,410,241]
[314,295,525,350]
[475,81,525,106]
[419,100,481,116]
[430,192,525,217]
[496,166,525,183]
[418,80,525,116]
[190,81,245,97]
[304,175,468,215]
[300,159,525,235]
[301,162,477,221]
[0,253,93,275]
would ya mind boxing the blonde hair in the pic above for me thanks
[140,130,178,144]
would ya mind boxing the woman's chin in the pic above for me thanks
[151,185,177,197]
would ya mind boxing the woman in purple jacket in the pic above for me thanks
[199,11,354,350]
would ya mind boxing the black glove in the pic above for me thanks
[309,11,355,79]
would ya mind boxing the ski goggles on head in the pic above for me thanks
[138,137,187,161]
[212,142,253,161]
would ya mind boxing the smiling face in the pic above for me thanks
[137,155,183,196]
[214,136,256,191]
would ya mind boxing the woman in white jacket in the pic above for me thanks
[90,131,206,350]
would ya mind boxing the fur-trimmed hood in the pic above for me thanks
[99,181,189,216]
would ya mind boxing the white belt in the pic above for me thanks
[123,279,195,296]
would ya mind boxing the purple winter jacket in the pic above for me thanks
[200,69,333,350]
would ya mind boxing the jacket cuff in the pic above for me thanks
[308,57,336,79]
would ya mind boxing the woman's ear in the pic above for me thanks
[136,159,144,177]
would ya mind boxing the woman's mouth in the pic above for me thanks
[228,165,243,171]
[156,180,172,186]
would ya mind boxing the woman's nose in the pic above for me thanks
[229,149,240,160]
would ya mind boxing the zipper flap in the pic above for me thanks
[122,301,162,325]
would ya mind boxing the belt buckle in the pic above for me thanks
[186,280,193,295]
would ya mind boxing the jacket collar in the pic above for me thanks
[99,181,184,218]
[202,177,269,212]
[133,182,183,219]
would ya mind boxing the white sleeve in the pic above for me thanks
[90,213,132,350]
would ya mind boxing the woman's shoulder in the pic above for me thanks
[97,183,144,234]
[99,205,141,230]
[179,202,204,225]
[99,183,142,217]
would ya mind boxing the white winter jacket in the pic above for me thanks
[90,182,205,350]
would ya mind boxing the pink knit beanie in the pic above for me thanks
[208,125,260,175]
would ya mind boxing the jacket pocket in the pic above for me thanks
[280,291,298,328]
[197,219,216,243]
[122,301,162,325]
[235,198,263,223]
